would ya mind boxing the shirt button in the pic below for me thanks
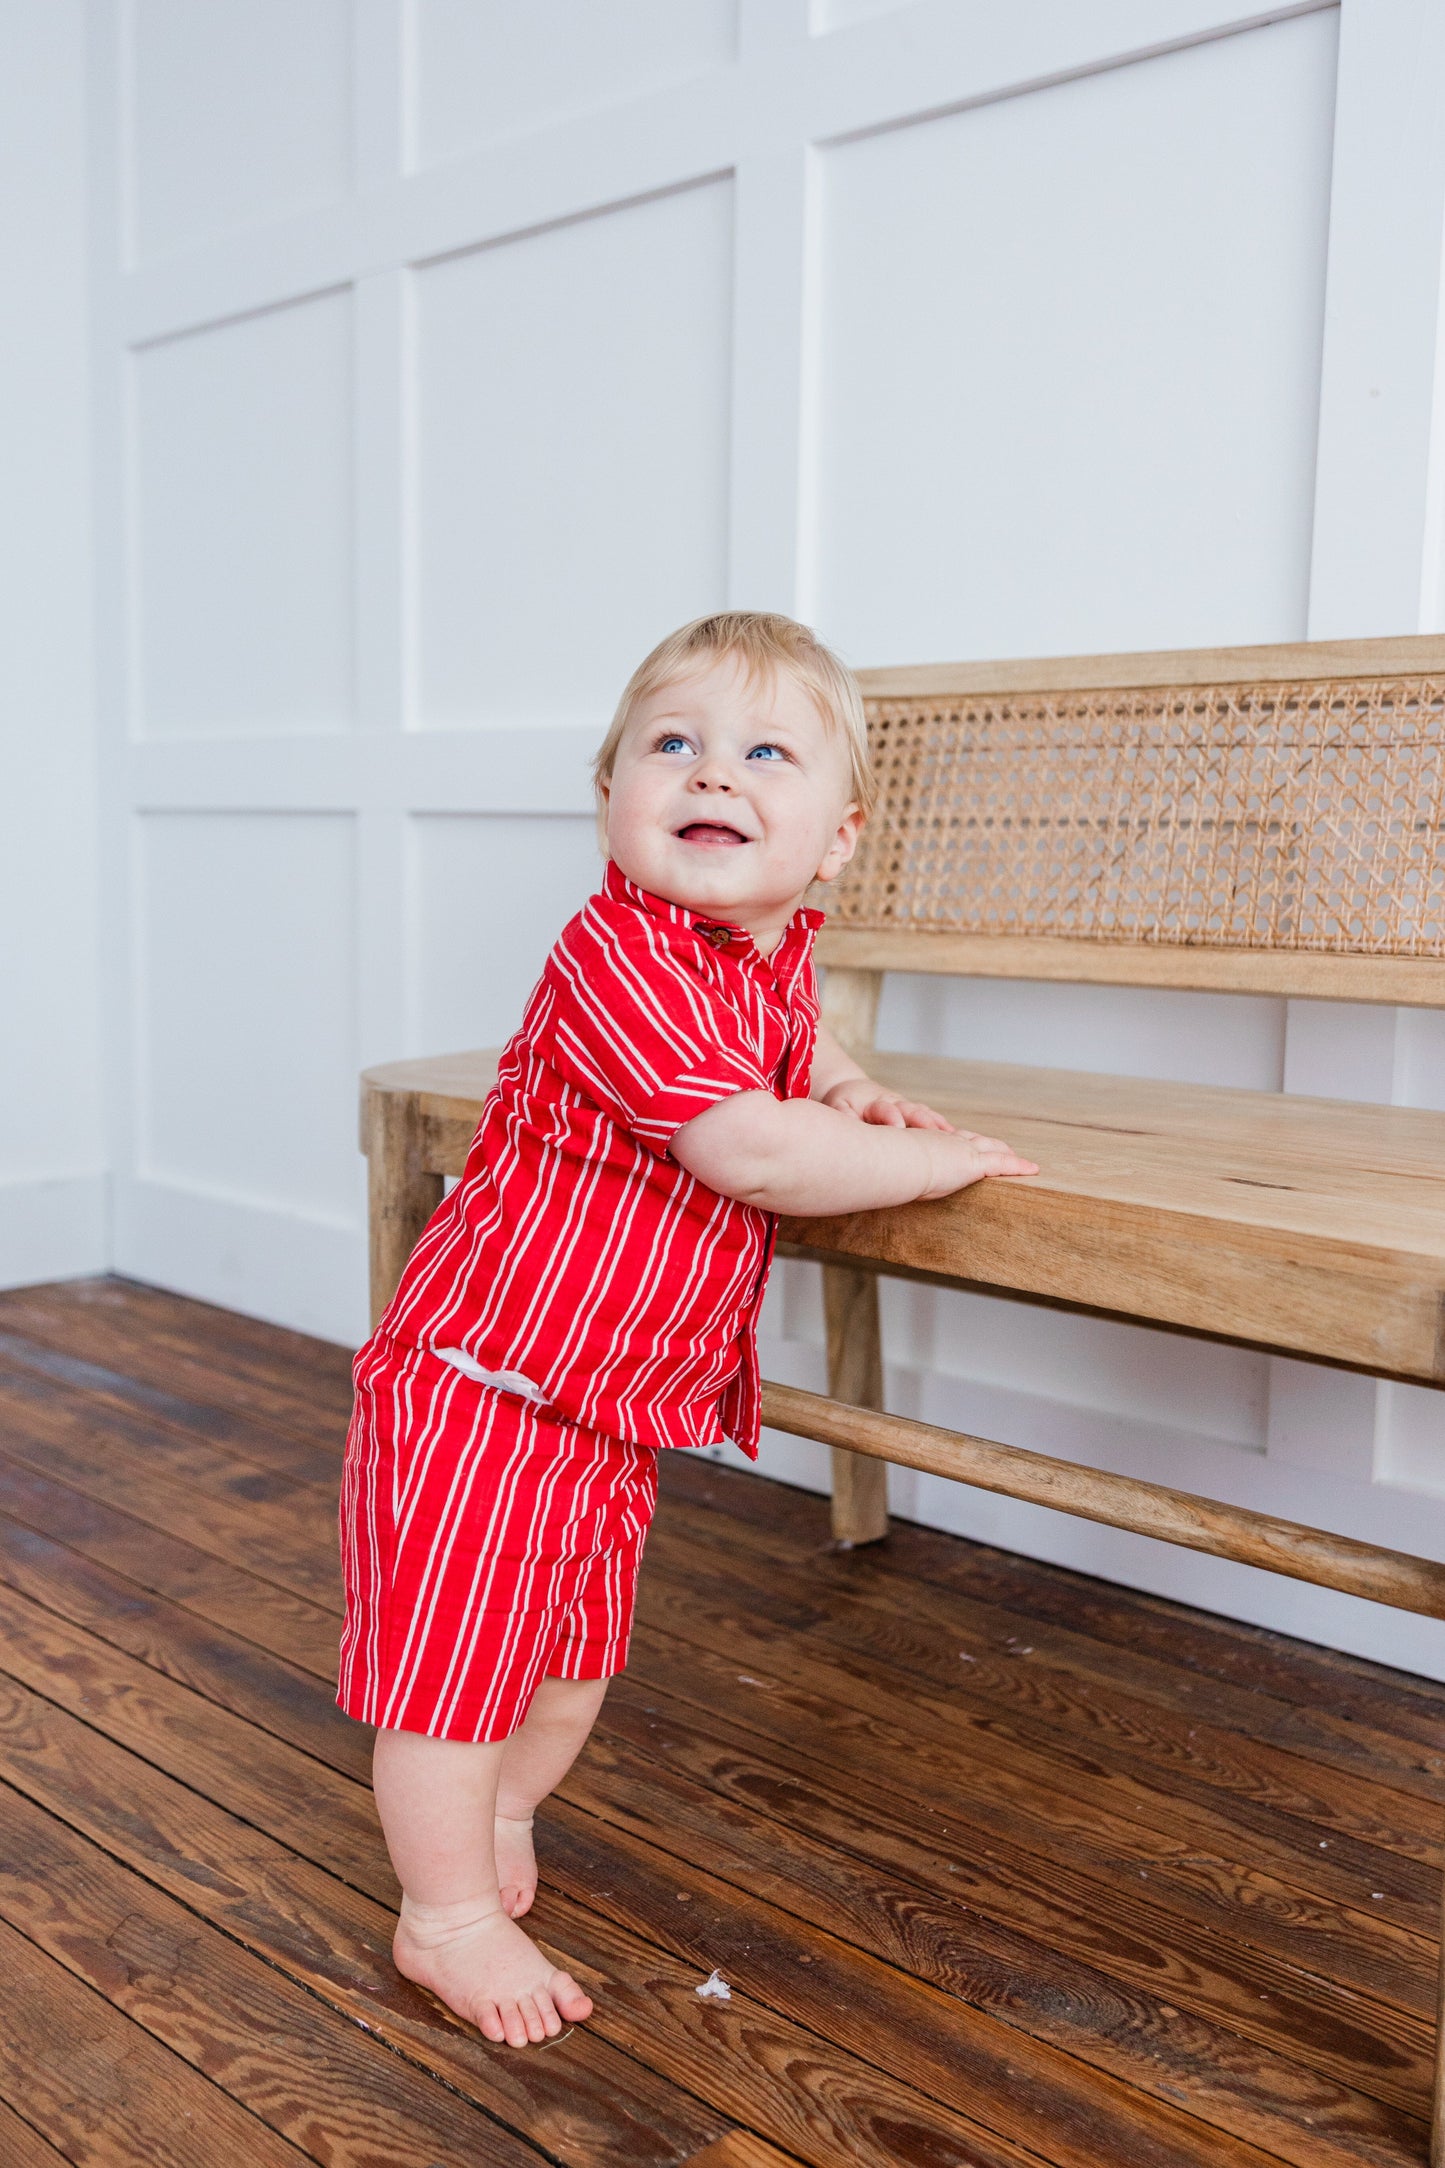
[701,924,730,947]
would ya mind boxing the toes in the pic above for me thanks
[518,1994,548,2044]
[475,2001,507,2045]
[510,1885,535,1919]
[499,1999,532,2049]
[550,1969,593,2021]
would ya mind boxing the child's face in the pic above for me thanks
[600,653,863,944]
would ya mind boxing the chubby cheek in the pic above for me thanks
[603,778,666,856]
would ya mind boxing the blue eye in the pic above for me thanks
[657,734,689,754]
[747,741,785,761]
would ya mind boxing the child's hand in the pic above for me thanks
[917,1128,1039,1198]
[821,1077,956,1131]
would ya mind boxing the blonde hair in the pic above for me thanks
[593,611,876,819]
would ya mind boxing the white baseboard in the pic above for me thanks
[0,1172,109,1290]
[731,1335,1445,1684]
[114,1176,365,1346]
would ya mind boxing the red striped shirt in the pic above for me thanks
[374,860,823,1458]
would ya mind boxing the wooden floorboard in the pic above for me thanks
[0,1277,1437,2166]
[648,1487,1445,1807]
[661,1448,1445,1753]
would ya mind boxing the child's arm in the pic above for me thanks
[670,1090,1037,1217]
[809,1021,955,1132]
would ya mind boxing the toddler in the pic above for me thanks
[337,610,1036,2047]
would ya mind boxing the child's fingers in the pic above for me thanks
[898,1100,954,1131]
[861,1098,907,1127]
[980,1150,1039,1176]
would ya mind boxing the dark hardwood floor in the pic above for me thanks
[0,1274,1437,2166]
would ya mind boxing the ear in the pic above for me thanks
[812,802,864,886]
[594,780,611,861]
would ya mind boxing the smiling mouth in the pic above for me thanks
[676,822,750,846]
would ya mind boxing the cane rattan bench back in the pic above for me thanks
[816,635,1445,1006]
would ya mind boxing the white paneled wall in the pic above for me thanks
[811,17,1336,656]
[83,0,1445,1674]
[413,179,734,727]
[405,815,600,1055]
[126,1,353,264]
[409,1,738,168]
[133,291,356,737]
[1,0,105,1287]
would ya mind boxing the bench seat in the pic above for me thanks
[360,1047,1445,1387]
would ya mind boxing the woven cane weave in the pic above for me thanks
[828,675,1445,955]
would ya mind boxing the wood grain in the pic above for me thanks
[6,1464,1427,2138]
[638,1532,1443,1876]
[365,1082,445,1329]
[547,1738,1429,2161]
[0,1549,1258,2168]
[0,1280,352,1446]
[539,1805,1293,2168]
[581,1682,1433,2109]
[3,1280,1438,2168]
[0,1677,731,2167]
[0,1784,552,2168]
[0,1913,310,2166]
[761,1380,1445,1617]
[0,1369,342,1608]
[821,1266,888,1547]
[0,1443,341,1676]
[817,964,890,1543]
[0,1322,341,1485]
[650,1487,1445,1810]
[852,630,1445,696]
[814,929,1445,1005]
[0,2099,68,2165]
[683,2135,809,2168]
[356,1049,1445,1383]
[622,1607,1438,1939]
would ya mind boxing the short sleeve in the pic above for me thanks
[540,906,771,1152]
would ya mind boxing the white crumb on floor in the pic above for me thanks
[696,1969,733,2001]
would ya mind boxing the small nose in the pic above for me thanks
[690,756,734,792]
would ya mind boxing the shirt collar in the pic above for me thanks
[602,858,826,952]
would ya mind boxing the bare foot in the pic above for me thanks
[394,1898,592,2046]
[495,1814,538,1919]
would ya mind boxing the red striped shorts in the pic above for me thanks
[336,1337,658,1743]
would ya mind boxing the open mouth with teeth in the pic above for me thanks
[676,821,750,846]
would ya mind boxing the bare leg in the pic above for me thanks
[494,1674,611,1917]
[372,1725,594,2046]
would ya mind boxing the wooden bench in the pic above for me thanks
[361,632,1445,2159]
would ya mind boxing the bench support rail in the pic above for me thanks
[761,1379,1445,1620]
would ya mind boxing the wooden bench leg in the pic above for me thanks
[823,1263,889,1547]
[363,1088,445,1329]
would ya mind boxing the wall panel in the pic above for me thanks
[810,12,1337,662]
[412,179,734,729]
[127,0,352,262]
[879,977,1287,1092]
[409,0,737,170]
[135,812,358,1221]
[407,813,600,1054]
[0,0,104,1286]
[133,290,355,737]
